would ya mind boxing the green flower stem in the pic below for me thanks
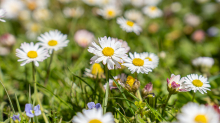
[0,81,15,114]
[136,90,143,102]
[45,50,54,85]
[162,93,172,116]
[103,65,110,114]
[192,92,196,102]
[32,63,49,123]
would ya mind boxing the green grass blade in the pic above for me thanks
[14,93,23,122]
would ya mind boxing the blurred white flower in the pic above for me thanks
[0,33,16,47]
[185,74,210,94]
[63,7,84,18]
[1,0,25,19]
[195,0,210,3]
[18,9,31,21]
[0,9,6,22]
[33,8,51,21]
[124,9,144,26]
[207,27,219,37]
[16,42,49,66]
[97,5,121,19]
[117,17,142,35]
[177,103,219,123]
[74,30,94,48]
[144,0,161,6]
[184,13,201,27]
[170,2,182,13]
[142,6,163,18]
[130,0,144,7]
[82,0,98,6]
[25,0,48,11]
[122,52,153,74]
[0,47,10,56]
[202,3,217,15]
[104,73,126,90]
[88,36,128,70]
[96,0,117,6]
[192,57,214,68]
[25,22,41,40]
[37,30,69,54]
[159,51,166,59]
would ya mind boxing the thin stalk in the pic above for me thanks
[136,90,142,102]
[32,63,49,123]
[0,81,15,114]
[45,50,54,84]
[192,92,196,102]
[162,93,172,116]
[103,65,110,114]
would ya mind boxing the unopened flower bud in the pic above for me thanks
[142,82,153,96]
[0,33,16,47]
[123,76,140,92]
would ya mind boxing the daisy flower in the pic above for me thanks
[140,52,159,69]
[72,108,114,123]
[130,0,145,7]
[63,7,84,18]
[84,63,105,79]
[192,57,214,68]
[117,17,142,35]
[74,29,94,48]
[185,74,211,94]
[37,30,69,54]
[1,0,25,19]
[112,38,130,53]
[142,6,163,18]
[16,42,49,66]
[104,73,126,90]
[33,8,51,21]
[25,22,41,40]
[88,36,127,70]
[124,9,144,26]
[82,0,98,6]
[177,102,219,123]
[121,75,140,92]
[167,74,190,93]
[97,5,121,19]
[144,0,161,6]
[0,9,6,22]
[122,52,153,74]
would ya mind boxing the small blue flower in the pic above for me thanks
[87,102,102,110]
[25,104,41,118]
[12,114,20,122]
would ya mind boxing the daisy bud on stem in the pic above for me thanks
[142,82,153,97]
[146,93,157,121]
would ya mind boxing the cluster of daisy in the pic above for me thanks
[16,30,69,66]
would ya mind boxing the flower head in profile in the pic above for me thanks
[140,52,159,69]
[74,30,94,48]
[87,102,102,110]
[0,9,6,22]
[121,75,140,92]
[97,5,121,19]
[37,30,69,54]
[104,73,126,90]
[72,108,114,123]
[16,42,49,66]
[12,114,20,123]
[84,63,105,79]
[142,82,153,96]
[25,104,41,118]
[177,103,219,123]
[167,74,190,94]
[142,6,163,18]
[185,74,211,94]
[117,17,142,35]
[63,7,84,18]
[88,36,127,70]
[144,0,161,6]
[122,52,153,74]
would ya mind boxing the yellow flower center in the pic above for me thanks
[150,6,157,11]
[89,119,102,123]
[27,51,38,58]
[145,57,152,61]
[31,24,40,32]
[48,40,58,46]
[102,47,114,56]
[107,10,115,17]
[194,114,207,123]
[192,79,203,87]
[126,76,135,87]
[91,63,104,76]
[126,21,134,27]
[27,2,37,10]
[132,58,144,66]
